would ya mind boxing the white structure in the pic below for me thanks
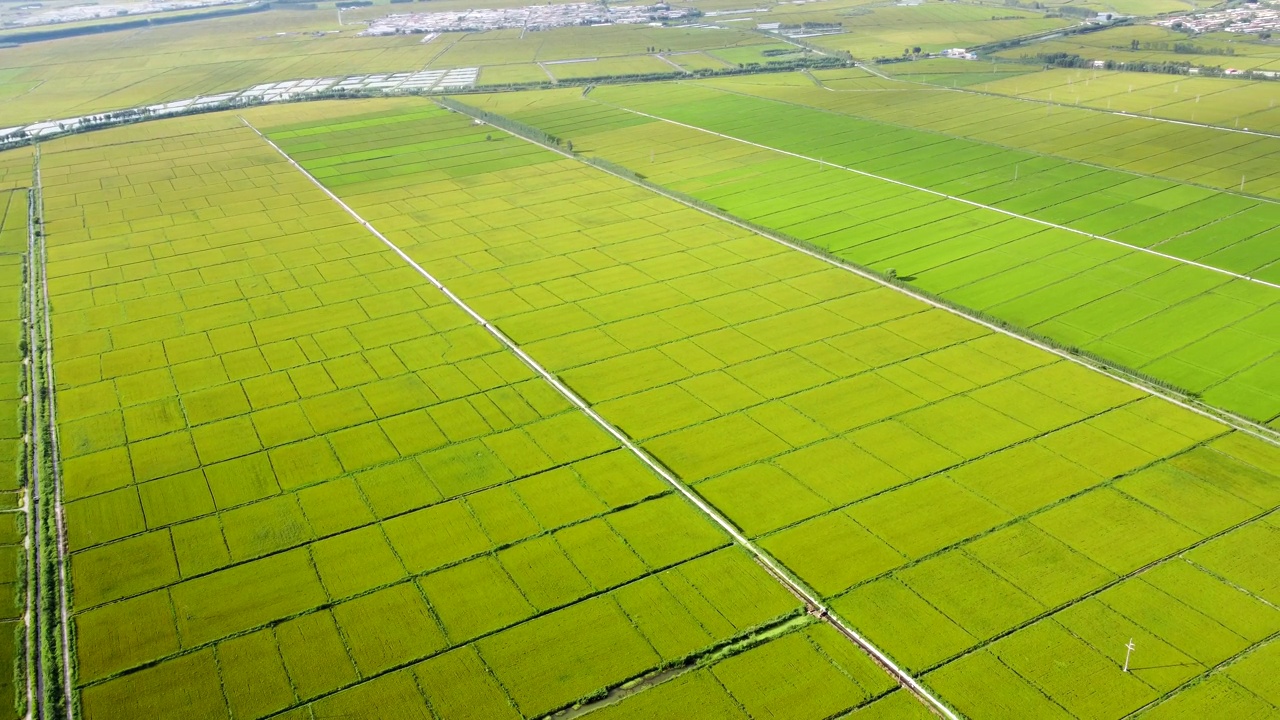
[361,3,692,35]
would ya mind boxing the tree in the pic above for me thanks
[1130,39,1140,50]
[912,46,921,55]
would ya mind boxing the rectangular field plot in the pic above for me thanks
[253,99,1280,720]
[43,114,888,720]
[461,84,1280,424]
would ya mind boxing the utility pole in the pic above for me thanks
[1123,638,1135,672]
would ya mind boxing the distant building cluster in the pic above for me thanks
[2,0,243,27]
[360,3,693,35]
[1153,3,1280,34]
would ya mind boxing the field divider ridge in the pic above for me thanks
[594,96,1280,291]
[238,115,961,720]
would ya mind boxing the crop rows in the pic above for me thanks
[463,85,1280,426]
[796,4,1070,61]
[35,113,900,720]
[723,69,1280,199]
[254,99,1280,719]
[979,69,1280,134]
[610,79,1280,265]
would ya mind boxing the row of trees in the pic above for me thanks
[1024,51,1274,79]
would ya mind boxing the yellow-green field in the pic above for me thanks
[2,2,1279,719]
[4,93,1272,719]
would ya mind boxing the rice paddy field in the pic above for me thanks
[544,56,679,82]
[0,6,776,126]
[34,108,923,720]
[12,95,1274,718]
[461,82,1280,425]
[0,187,27,720]
[978,68,1280,134]
[798,4,1071,60]
[2,0,1280,715]
[875,57,1040,89]
[716,69,1280,194]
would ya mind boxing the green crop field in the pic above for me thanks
[980,69,1280,133]
[245,98,1280,719]
[1,0,1279,717]
[801,4,1071,60]
[32,109,912,720]
[0,92,1268,718]
[463,83,1280,425]
[710,71,1280,197]
[0,188,26,720]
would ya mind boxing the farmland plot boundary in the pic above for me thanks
[240,115,962,720]
[589,98,1280,292]
[261,100,1280,719]
[699,77,1280,210]
[45,121,922,720]
[436,96,1280,449]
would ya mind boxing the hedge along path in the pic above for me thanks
[27,149,76,720]
[590,97,1280,292]
[240,116,961,720]
[21,183,44,720]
